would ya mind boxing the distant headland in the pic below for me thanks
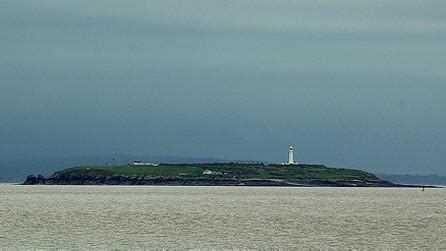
[24,162,401,187]
[23,147,437,187]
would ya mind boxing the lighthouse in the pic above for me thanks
[283,146,298,165]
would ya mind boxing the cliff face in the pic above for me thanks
[24,174,241,186]
[24,174,397,187]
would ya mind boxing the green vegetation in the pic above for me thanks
[54,165,204,177]
[202,164,377,180]
[53,163,378,181]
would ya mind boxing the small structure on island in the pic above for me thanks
[131,161,159,166]
[282,146,298,165]
[202,169,223,175]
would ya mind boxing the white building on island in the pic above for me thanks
[282,146,298,165]
[131,161,159,166]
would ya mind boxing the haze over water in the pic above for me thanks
[1,184,444,249]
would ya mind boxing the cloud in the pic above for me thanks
[1,0,445,175]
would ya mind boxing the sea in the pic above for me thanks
[0,184,444,249]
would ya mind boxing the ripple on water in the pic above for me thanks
[0,184,445,249]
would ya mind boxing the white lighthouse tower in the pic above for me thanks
[283,146,298,165]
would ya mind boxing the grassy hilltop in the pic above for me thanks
[24,163,397,187]
[55,163,377,180]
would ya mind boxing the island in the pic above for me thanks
[23,163,401,187]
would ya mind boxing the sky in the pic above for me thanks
[1,0,445,175]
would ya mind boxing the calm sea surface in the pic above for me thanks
[0,184,444,249]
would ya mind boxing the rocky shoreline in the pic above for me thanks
[24,174,405,187]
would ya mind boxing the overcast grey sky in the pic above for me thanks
[1,0,445,175]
